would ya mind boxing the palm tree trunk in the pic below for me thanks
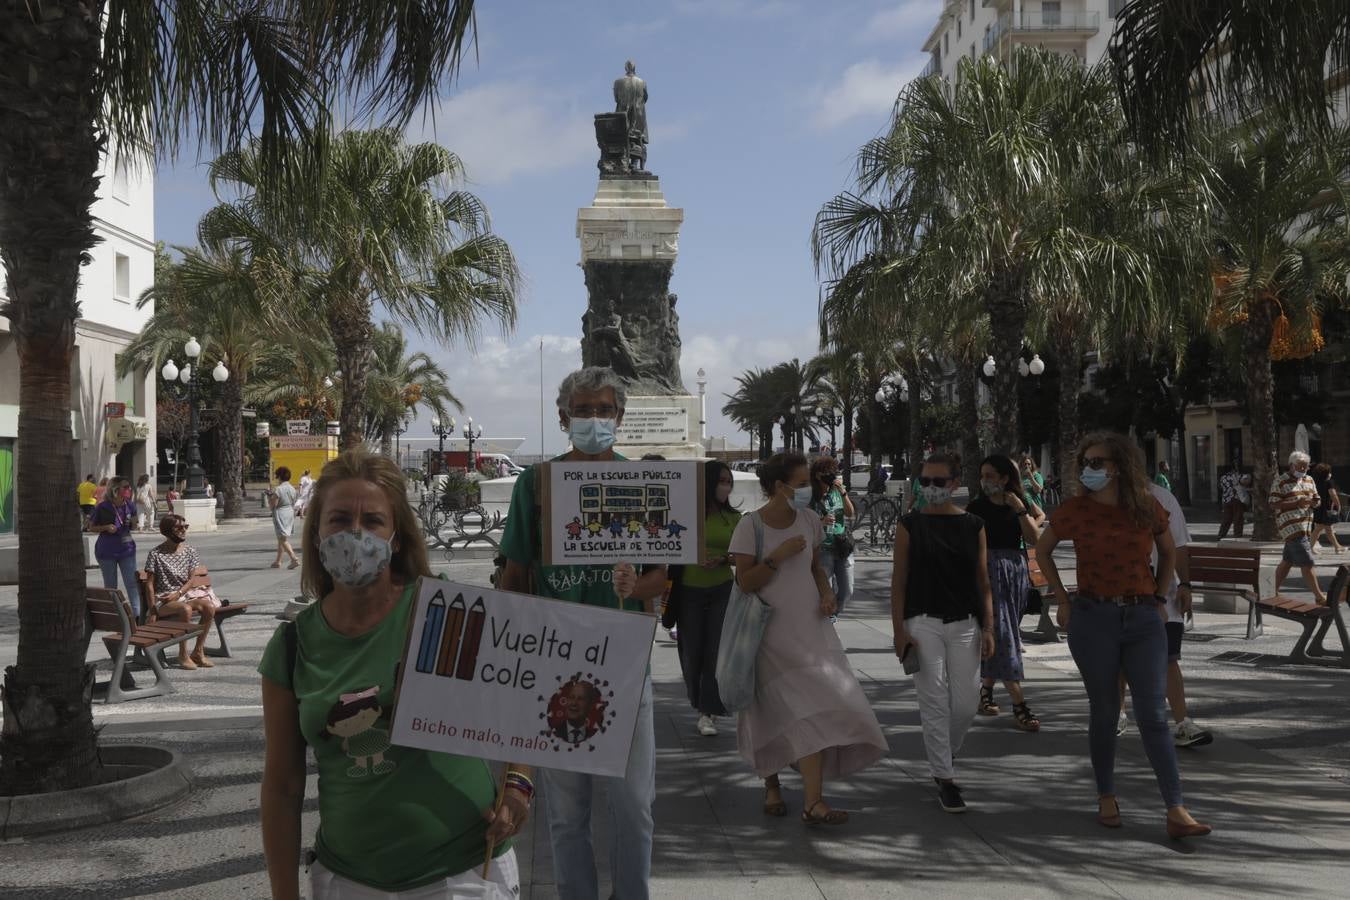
[1055,334,1085,496]
[1245,302,1279,541]
[0,0,105,794]
[957,363,980,488]
[379,418,395,458]
[758,423,772,460]
[217,376,245,518]
[841,402,855,489]
[985,268,1026,452]
[327,295,375,451]
[866,398,884,466]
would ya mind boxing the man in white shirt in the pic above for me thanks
[1119,483,1213,747]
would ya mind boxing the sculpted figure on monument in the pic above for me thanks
[613,60,649,174]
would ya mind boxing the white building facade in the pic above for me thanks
[0,150,157,533]
[923,0,1125,78]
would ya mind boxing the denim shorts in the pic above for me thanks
[1283,534,1315,567]
[1165,621,1184,661]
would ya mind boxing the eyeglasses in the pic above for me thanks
[569,405,619,419]
[1079,456,1110,470]
[917,476,950,488]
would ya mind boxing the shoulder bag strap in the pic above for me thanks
[751,511,765,563]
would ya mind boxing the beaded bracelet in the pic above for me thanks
[504,771,535,802]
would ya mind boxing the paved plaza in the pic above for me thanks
[1,517,1349,898]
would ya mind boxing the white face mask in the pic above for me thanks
[921,484,953,506]
[790,485,813,509]
[318,528,393,588]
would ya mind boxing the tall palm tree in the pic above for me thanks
[362,322,460,456]
[767,358,826,452]
[722,367,780,460]
[815,49,1136,452]
[202,129,520,448]
[119,246,320,518]
[0,1,480,795]
[1204,124,1350,539]
[1110,0,1350,148]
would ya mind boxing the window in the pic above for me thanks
[970,0,976,20]
[114,253,130,300]
[944,32,949,55]
[971,42,976,61]
[113,354,136,415]
[111,164,129,203]
[1042,1,1061,26]
[957,18,962,39]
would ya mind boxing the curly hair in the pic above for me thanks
[1075,431,1156,529]
[809,455,840,504]
[300,449,431,599]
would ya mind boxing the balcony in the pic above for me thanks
[1011,11,1100,33]
[921,55,940,79]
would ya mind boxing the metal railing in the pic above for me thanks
[921,55,941,79]
[1012,11,1100,32]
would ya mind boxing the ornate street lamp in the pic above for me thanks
[161,336,228,499]
[463,416,484,466]
[430,415,456,470]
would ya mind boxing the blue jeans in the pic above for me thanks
[540,675,654,900]
[99,555,141,619]
[1067,598,1183,808]
[819,546,854,615]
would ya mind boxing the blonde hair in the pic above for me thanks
[300,449,430,599]
[1075,431,1156,529]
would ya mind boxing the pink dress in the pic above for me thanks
[728,507,887,778]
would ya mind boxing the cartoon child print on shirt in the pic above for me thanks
[324,686,397,778]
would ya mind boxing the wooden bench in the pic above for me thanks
[139,571,250,658]
[1254,564,1350,668]
[1185,545,1263,639]
[87,587,204,703]
[1024,548,1072,643]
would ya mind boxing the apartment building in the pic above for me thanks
[923,0,1126,79]
[0,149,157,533]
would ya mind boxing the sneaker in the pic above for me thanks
[1173,718,1213,748]
[1116,713,1128,736]
[935,779,967,814]
[667,627,678,642]
[697,714,717,737]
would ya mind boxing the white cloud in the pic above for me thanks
[810,57,928,129]
[408,82,594,185]
[673,0,796,19]
[681,330,820,446]
[605,19,671,41]
[862,1,944,42]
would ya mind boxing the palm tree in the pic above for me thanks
[363,322,460,457]
[1203,124,1350,539]
[722,367,781,460]
[120,246,320,518]
[202,129,520,449]
[1110,0,1350,148]
[767,358,826,452]
[0,1,480,795]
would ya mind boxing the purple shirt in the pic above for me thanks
[92,499,137,561]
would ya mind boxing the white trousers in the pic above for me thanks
[310,850,520,899]
[908,614,981,781]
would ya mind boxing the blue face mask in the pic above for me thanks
[791,485,814,509]
[569,417,617,455]
[1080,468,1111,493]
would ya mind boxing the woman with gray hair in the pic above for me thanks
[1270,450,1325,603]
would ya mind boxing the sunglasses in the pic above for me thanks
[1079,456,1110,470]
[917,476,951,487]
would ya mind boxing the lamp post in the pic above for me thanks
[394,418,409,468]
[430,416,456,472]
[815,405,840,458]
[161,336,228,499]
[463,416,484,468]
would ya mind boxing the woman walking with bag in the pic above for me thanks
[728,452,886,826]
[892,454,994,813]
[674,460,741,737]
[1035,432,1210,839]
[810,456,855,621]
[967,455,1044,730]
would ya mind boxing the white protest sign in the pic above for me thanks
[391,578,657,777]
[541,460,704,566]
[286,419,310,436]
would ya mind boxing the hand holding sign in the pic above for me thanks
[613,562,637,606]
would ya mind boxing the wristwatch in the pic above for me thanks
[764,558,778,571]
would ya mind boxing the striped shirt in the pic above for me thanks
[1269,472,1316,541]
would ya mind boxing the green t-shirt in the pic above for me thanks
[681,508,743,589]
[909,477,927,511]
[500,454,645,609]
[258,584,506,892]
[812,488,847,549]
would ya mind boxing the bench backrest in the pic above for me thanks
[86,587,133,636]
[138,570,154,621]
[1026,548,1049,589]
[1328,566,1349,610]
[1185,545,1261,593]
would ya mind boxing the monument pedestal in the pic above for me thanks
[616,395,704,460]
[179,497,218,533]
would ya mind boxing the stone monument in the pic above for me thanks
[578,61,703,459]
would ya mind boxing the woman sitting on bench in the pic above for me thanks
[145,514,219,670]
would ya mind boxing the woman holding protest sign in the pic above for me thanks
[259,449,532,899]
[729,452,886,825]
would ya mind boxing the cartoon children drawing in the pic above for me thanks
[644,521,661,538]
[586,519,604,537]
[324,686,396,778]
[666,519,687,539]
[626,517,643,538]
[566,517,584,540]
[607,517,625,539]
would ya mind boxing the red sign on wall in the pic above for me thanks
[104,402,126,419]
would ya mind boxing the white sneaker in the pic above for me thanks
[1116,713,1128,736]
[1174,717,1213,747]
[697,715,717,737]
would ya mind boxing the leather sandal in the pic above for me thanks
[978,685,999,716]
[801,799,848,826]
[1166,816,1212,839]
[1012,702,1040,732]
[1097,795,1122,828]
[762,775,786,817]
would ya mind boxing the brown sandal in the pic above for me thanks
[801,800,848,826]
[1097,795,1122,828]
[763,775,786,817]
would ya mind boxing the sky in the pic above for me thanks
[153,0,943,456]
